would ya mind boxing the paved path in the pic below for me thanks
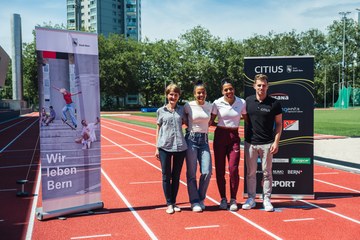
[314,137,360,173]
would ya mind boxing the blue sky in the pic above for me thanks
[1,0,359,57]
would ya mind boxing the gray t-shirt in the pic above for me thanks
[156,105,187,152]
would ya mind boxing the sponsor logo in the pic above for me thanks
[272,158,289,163]
[273,170,284,175]
[270,93,289,101]
[287,170,303,175]
[291,157,311,164]
[72,38,91,48]
[254,65,284,74]
[286,65,292,73]
[72,38,78,46]
[272,180,296,188]
[286,65,304,73]
[282,107,303,114]
[283,120,299,131]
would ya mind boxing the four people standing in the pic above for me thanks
[156,74,282,214]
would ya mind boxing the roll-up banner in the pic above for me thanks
[35,27,103,220]
[244,56,314,199]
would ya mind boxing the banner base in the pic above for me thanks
[36,201,104,221]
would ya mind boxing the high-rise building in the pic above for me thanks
[66,0,141,41]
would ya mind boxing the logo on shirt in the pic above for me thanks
[283,120,299,131]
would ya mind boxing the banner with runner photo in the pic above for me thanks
[35,27,103,220]
[244,56,314,199]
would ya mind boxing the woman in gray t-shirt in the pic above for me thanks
[155,83,187,214]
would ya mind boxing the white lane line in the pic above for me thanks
[102,131,282,240]
[300,200,360,225]
[185,225,220,230]
[70,234,112,239]
[101,168,158,240]
[0,118,38,153]
[0,188,17,192]
[314,179,360,193]
[283,218,314,222]
[130,181,162,184]
[0,164,39,169]
[314,172,339,175]
[102,155,154,161]
[25,165,42,240]
[102,119,155,136]
[0,117,29,133]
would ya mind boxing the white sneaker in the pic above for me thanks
[166,205,174,214]
[263,199,274,212]
[199,201,206,210]
[219,198,227,210]
[242,198,256,210]
[229,199,238,211]
[173,205,181,212]
[191,203,202,212]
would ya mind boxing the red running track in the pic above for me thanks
[0,114,359,239]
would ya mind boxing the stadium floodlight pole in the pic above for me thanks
[339,11,351,94]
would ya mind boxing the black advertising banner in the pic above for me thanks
[244,56,314,199]
[36,28,103,220]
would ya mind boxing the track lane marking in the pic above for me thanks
[101,167,158,240]
[283,218,314,222]
[25,164,41,240]
[314,179,360,193]
[102,130,283,240]
[129,181,162,184]
[314,172,339,175]
[185,225,220,230]
[300,200,360,224]
[0,118,38,153]
[0,117,30,133]
[103,120,359,194]
[70,234,112,239]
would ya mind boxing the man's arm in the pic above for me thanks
[270,113,282,154]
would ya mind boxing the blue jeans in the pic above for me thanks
[185,132,212,204]
[62,103,77,127]
[158,148,186,206]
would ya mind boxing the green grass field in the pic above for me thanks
[314,108,360,137]
[103,108,360,137]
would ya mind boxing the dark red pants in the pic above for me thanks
[213,127,240,200]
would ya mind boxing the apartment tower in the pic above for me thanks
[66,0,141,41]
